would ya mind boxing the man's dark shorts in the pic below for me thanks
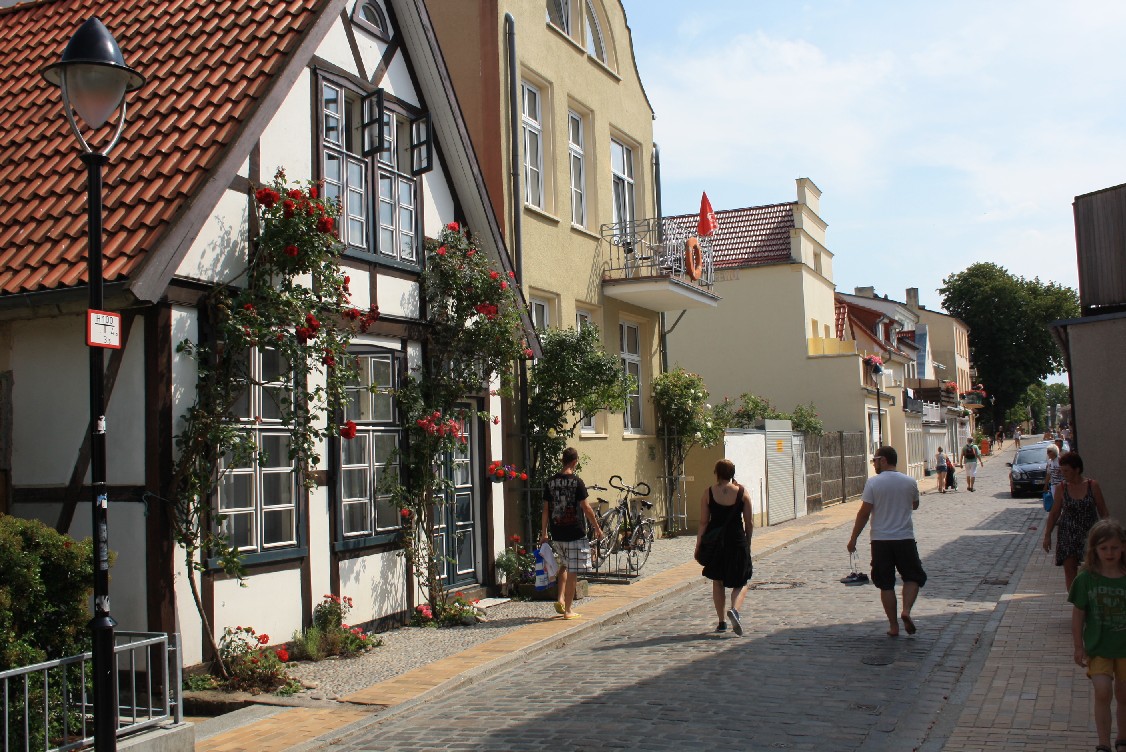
[870,539,927,591]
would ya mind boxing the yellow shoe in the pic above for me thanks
[562,612,582,620]
[554,601,565,615]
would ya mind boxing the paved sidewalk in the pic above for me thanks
[194,501,860,751]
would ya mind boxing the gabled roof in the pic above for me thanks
[663,202,794,269]
[837,294,912,360]
[0,0,335,299]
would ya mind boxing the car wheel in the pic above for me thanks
[1010,485,1019,498]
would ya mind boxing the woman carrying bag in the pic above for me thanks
[695,459,754,635]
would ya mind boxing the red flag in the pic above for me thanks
[696,192,718,237]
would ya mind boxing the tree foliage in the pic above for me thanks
[712,393,824,436]
[939,263,1078,426]
[526,325,632,487]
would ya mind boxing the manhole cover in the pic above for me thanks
[849,702,880,713]
[748,580,804,590]
[861,653,895,666]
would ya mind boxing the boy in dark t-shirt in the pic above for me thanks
[540,447,602,620]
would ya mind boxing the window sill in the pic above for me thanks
[342,248,422,275]
[545,21,586,54]
[622,433,655,440]
[207,546,307,572]
[334,530,402,553]
[524,204,561,224]
[579,431,608,439]
[587,54,621,81]
[570,224,600,240]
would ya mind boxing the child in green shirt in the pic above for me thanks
[1069,519,1126,752]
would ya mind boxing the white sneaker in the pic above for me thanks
[726,608,743,636]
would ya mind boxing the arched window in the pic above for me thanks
[547,0,570,34]
[353,0,389,39]
[584,1,606,62]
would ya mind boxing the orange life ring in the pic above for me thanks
[684,236,703,280]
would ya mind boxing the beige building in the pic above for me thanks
[426,0,719,531]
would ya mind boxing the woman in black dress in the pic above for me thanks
[695,459,754,635]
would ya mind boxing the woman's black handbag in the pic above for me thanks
[695,490,742,566]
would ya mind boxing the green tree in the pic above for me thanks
[527,325,632,488]
[939,263,1078,427]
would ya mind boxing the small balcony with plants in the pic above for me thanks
[599,217,721,311]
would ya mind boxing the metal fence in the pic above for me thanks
[0,632,182,752]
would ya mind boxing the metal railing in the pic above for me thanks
[600,218,716,289]
[0,632,182,752]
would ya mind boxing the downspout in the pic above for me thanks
[654,142,668,376]
[506,13,533,542]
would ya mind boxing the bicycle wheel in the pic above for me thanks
[626,521,654,572]
[590,509,621,567]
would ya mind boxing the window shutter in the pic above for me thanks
[361,88,386,157]
[410,112,433,175]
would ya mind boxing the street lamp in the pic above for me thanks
[41,17,144,752]
[870,359,884,447]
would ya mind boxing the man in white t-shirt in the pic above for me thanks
[846,446,926,638]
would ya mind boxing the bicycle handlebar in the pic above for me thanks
[588,484,607,491]
[608,475,650,497]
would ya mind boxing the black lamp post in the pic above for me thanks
[41,17,144,752]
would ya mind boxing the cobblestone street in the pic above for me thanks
[324,454,1055,751]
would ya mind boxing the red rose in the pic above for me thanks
[523,348,534,358]
[242,303,255,312]
[400,508,411,518]
[500,281,508,290]
[284,244,299,257]
[317,216,335,234]
[255,187,280,207]
[258,634,270,644]
[466,249,476,257]
[340,420,357,440]
[295,326,313,343]
[323,353,336,367]
[287,189,303,200]
[519,472,528,481]
[309,186,319,199]
[446,221,459,231]
[508,271,516,278]
[436,247,447,256]
[518,548,526,555]
[489,271,499,280]
[305,313,320,330]
[275,647,289,663]
[493,416,500,425]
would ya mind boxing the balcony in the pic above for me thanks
[599,218,721,311]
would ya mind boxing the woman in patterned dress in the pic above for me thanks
[1043,452,1109,593]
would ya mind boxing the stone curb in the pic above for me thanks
[289,507,857,751]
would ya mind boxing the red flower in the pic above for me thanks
[305,313,320,330]
[284,244,299,257]
[344,308,361,321]
[309,186,319,199]
[258,634,270,644]
[508,271,516,278]
[523,348,534,358]
[493,416,500,425]
[275,647,289,662]
[317,216,336,234]
[242,303,255,312]
[500,281,508,290]
[282,199,296,218]
[518,548,526,555]
[255,187,280,207]
[295,326,313,343]
[508,470,516,478]
[510,534,521,542]
[436,246,447,256]
[519,472,528,481]
[343,275,351,286]
[400,508,411,519]
[340,420,357,440]
[323,353,336,367]
[466,249,476,257]
[287,189,303,200]
[446,221,460,231]
[489,271,499,280]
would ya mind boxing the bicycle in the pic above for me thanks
[589,475,655,572]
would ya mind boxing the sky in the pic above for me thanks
[621,0,1126,313]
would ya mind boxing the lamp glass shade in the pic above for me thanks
[65,64,128,128]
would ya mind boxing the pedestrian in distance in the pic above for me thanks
[695,458,753,635]
[945,449,958,491]
[847,446,926,638]
[1044,451,1109,593]
[1068,519,1126,752]
[962,438,984,492]
[995,429,1005,450]
[934,447,948,494]
[540,447,602,620]
[1044,444,1064,498]
[1014,426,1023,450]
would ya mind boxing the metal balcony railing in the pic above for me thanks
[600,217,716,289]
[0,632,182,752]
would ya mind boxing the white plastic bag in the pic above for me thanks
[539,542,558,580]
[534,547,549,590]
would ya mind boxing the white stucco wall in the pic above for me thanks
[174,188,249,285]
[377,275,420,318]
[212,568,305,647]
[421,165,456,239]
[10,313,144,486]
[259,69,314,184]
[339,550,408,624]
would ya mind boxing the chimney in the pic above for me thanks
[854,286,875,298]
[906,288,920,309]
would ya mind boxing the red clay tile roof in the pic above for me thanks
[663,202,794,269]
[0,0,328,297]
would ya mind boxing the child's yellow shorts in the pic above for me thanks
[1087,656,1126,679]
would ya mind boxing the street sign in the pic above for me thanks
[86,309,122,349]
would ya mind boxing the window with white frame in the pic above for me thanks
[218,347,298,553]
[531,297,551,330]
[578,310,597,432]
[620,321,642,432]
[568,111,586,227]
[318,74,431,266]
[585,0,607,62]
[546,0,570,32]
[339,351,401,539]
[611,138,634,228]
[353,0,389,39]
[521,82,545,209]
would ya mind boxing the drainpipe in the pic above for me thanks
[506,13,533,542]
[653,143,668,376]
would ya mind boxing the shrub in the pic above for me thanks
[0,516,95,670]
[495,535,535,595]
[291,594,378,661]
[217,625,295,694]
